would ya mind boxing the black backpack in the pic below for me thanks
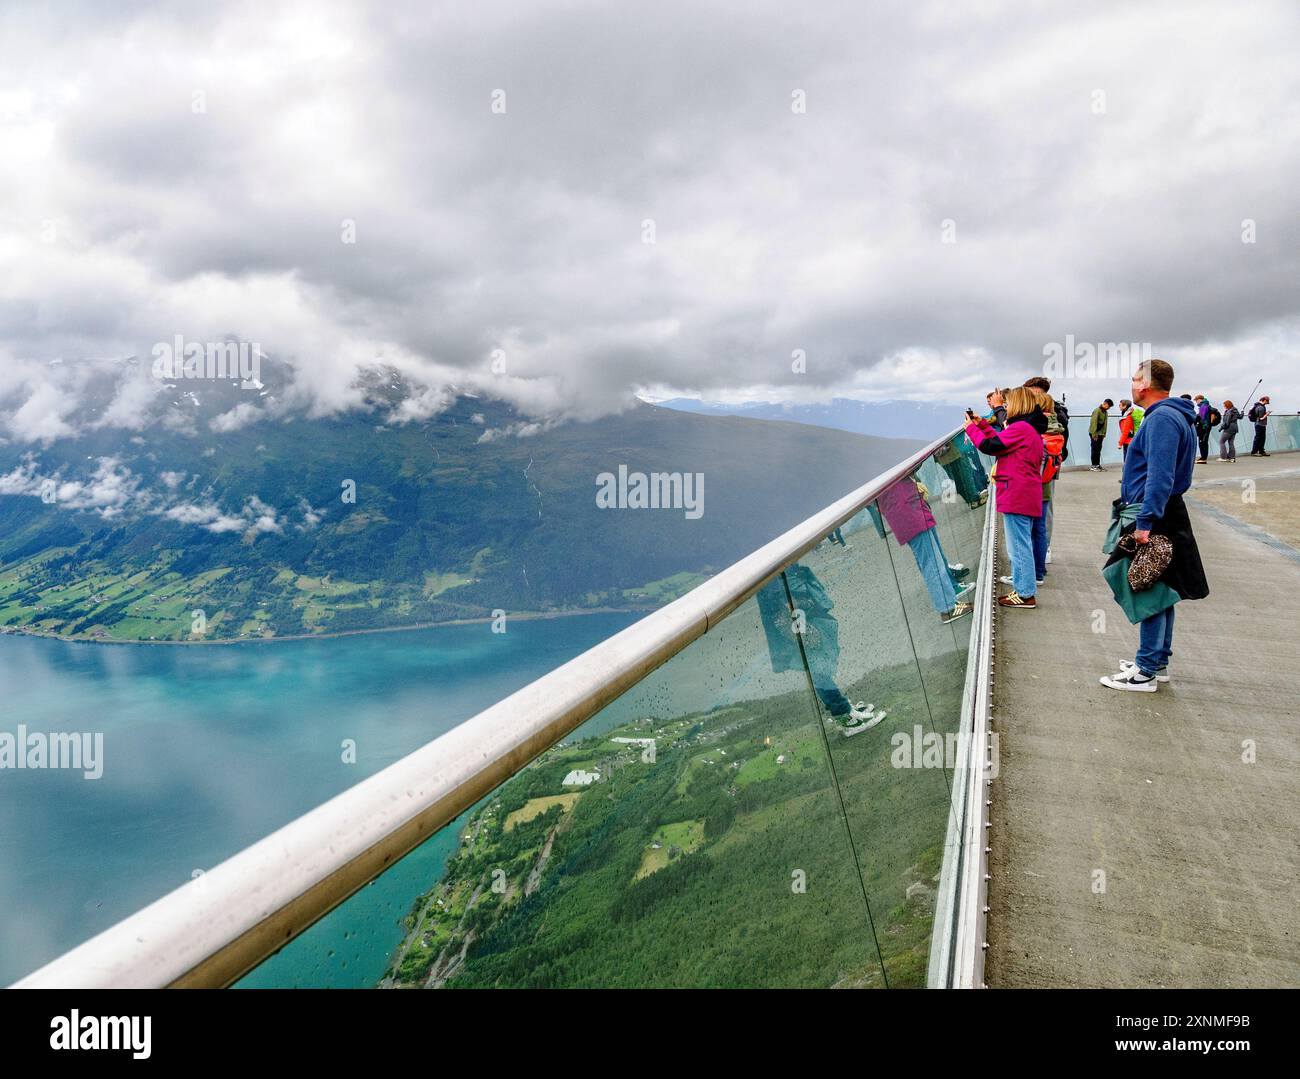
[1249,402,1266,422]
[1054,402,1071,460]
[1207,406,1221,428]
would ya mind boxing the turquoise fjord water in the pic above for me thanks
[0,611,642,987]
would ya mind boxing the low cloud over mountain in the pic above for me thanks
[3,0,1298,439]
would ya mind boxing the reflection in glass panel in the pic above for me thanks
[237,445,998,990]
[796,483,972,987]
[243,589,889,988]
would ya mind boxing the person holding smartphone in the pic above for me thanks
[965,390,1047,610]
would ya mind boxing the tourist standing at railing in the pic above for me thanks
[1117,399,1143,460]
[1024,377,1071,456]
[984,389,1008,430]
[1088,399,1113,470]
[1024,376,1070,566]
[1218,400,1241,463]
[1249,396,1272,457]
[1192,394,1219,464]
[1033,390,1064,583]
[1100,359,1209,692]
[965,387,1046,611]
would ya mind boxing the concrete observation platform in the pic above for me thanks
[985,454,1300,988]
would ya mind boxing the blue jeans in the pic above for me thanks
[908,528,959,613]
[1136,605,1175,675]
[803,611,852,717]
[1032,509,1048,580]
[1002,513,1037,597]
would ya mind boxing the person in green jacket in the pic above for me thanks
[1089,399,1113,471]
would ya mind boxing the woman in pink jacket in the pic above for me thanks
[965,386,1047,610]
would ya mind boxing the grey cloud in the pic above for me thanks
[1,0,1298,432]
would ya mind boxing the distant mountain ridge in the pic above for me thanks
[0,365,924,642]
[656,397,967,441]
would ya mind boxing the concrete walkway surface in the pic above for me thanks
[985,455,1300,988]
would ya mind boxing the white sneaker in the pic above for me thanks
[1119,660,1170,683]
[841,704,885,736]
[1100,666,1158,692]
[999,574,1014,585]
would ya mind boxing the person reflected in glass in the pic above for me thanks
[756,564,885,738]
[936,438,987,509]
[874,476,973,624]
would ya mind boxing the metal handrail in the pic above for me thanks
[14,426,969,989]
[927,479,997,987]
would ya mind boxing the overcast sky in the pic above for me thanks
[2,0,1298,442]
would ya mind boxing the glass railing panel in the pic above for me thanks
[1267,415,1300,453]
[879,467,980,743]
[915,446,987,638]
[239,584,891,988]
[1206,412,1299,457]
[926,446,986,624]
[1066,414,1123,467]
[794,468,981,987]
[1068,412,1299,468]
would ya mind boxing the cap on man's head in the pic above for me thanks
[1261,395,1271,402]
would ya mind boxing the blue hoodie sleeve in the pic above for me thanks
[1136,412,1179,531]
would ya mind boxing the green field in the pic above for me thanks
[634,819,705,880]
[505,794,581,832]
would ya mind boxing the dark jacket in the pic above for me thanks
[1196,399,1212,432]
[1220,407,1241,437]
[1053,401,1071,459]
[1104,494,1209,603]
[1112,396,1209,602]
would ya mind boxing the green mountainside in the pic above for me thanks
[0,363,923,641]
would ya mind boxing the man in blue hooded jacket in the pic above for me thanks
[1101,359,1210,691]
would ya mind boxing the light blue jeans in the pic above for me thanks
[1002,513,1037,598]
[1137,605,1176,675]
[908,528,959,613]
